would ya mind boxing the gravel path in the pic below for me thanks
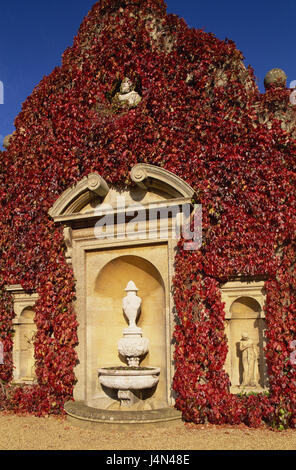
[0,412,295,450]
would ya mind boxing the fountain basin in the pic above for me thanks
[98,366,160,390]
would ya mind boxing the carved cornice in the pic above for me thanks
[5,285,39,322]
[221,280,266,319]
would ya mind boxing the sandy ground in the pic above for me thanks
[0,412,295,450]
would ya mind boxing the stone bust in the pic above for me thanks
[117,77,141,108]
[239,332,259,388]
[122,280,142,330]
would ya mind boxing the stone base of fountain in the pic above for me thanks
[64,400,182,428]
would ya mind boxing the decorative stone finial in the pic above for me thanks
[125,280,138,292]
[264,68,287,90]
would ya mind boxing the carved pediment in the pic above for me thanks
[130,163,195,199]
[48,173,109,218]
[48,164,196,228]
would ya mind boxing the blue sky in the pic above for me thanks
[0,0,295,148]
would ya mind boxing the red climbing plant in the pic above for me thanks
[0,0,296,426]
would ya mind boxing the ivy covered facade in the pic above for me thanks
[0,0,296,427]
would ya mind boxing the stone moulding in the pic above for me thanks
[130,163,196,199]
[48,163,197,235]
[52,196,194,230]
[63,227,73,265]
[64,400,182,426]
[49,164,196,223]
[5,284,39,321]
[48,173,110,218]
[221,280,266,319]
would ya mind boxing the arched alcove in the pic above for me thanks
[95,255,164,328]
[229,296,267,390]
[13,306,37,382]
[230,297,261,318]
[85,250,167,408]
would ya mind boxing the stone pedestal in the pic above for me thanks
[118,390,141,407]
[118,333,149,367]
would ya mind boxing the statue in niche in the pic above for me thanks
[23,333,36,379]
[122,280,142,331]
[116,77,141,108]
[239,332,259,388]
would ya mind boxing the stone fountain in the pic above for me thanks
[98,281,160,407]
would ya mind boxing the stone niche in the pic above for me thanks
[90,250,166,408]
[49,163,196,410]
[5,285,38,384]
[221,280,268,393]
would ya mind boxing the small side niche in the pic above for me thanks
[6,285,38,384]
[16,307,37,382]
[221,280,268,393]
